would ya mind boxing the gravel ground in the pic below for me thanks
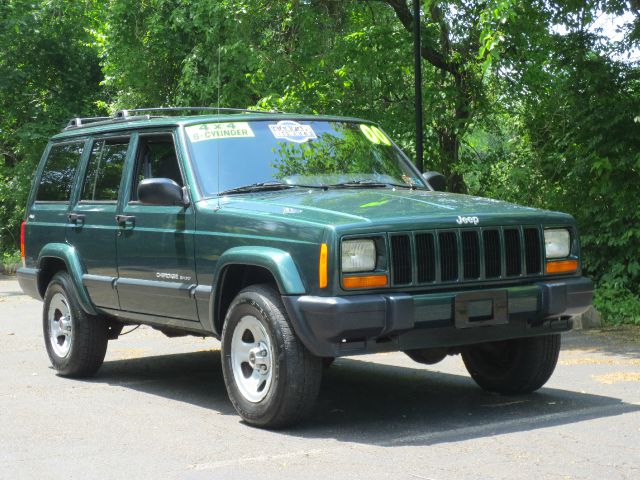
[1,275,639,480]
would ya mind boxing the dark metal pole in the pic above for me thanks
[413,0,424,172]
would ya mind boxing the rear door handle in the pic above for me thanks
[115,215,136,225]
[68,213,85,224]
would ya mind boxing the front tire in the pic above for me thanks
[461,334,561,394]
[221,284,322,428]
[42,271,108,377]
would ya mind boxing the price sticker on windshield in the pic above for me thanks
[186,122,255,142]
[269,120,317,143]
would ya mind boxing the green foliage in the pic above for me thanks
[594,283,640,325]
[465,13,640,324]
[0,0,106,251]
[1,250,21,274]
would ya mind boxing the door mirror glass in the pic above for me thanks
[422,171,446,192]
[137,178,186,206]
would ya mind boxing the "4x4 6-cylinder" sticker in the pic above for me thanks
[186,122,255,142]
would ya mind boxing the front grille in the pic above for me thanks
[415,233,436,282]
[439,232,458,281]
[524,227,542,274]
[504,228,522,275]
[461,230,480,279]
[389,226,544,286]
[483,229,501,279]
[391,235,412,285]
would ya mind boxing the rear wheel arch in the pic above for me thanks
[37,246,97,316]
[38,257,68,297]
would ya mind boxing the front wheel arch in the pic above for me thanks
[213,264,279,336]
[208,247,307,336]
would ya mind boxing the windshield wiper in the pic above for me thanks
[219,181,327,195]
[219,181,293,195]
[328,180,416,190]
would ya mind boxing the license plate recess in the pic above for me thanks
[454,290,508,329]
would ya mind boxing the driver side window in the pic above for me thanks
[131,133,183,201]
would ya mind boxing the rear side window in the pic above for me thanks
[81,138,129,201]
[36,142,84,201]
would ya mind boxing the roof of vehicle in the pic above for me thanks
[51,108,374,141]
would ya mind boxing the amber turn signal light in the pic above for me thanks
[545,259,578,274]
[342,274,388,289]
[319,243,328,288]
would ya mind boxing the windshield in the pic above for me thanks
[184,119,427,195]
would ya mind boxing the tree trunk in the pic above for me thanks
[437,127,465,193]
[382,0,472,193]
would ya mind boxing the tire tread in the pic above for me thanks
[43,272,108,378]
[221,284,322,428]
[462,334,561,395]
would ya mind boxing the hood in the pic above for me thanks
[204,188,571,230]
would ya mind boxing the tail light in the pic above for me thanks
[20,220,26,261]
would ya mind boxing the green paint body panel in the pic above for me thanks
[18,112,593,353]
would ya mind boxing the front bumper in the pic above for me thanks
[282,276,593,357]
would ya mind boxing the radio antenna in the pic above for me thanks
[215,44,222,209]
[217,46,222,114]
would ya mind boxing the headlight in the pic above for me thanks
[342,239,376,272]
[544,229,571,259]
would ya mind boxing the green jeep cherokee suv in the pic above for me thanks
[18,107,593,428]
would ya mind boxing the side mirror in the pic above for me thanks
[422,171,446,192]
[138,178,187,206]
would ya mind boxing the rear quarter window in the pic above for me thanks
[36,142,85,202]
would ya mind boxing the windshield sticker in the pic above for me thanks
[186,122,255,142]
[359,124,391,146]
[268,120,317,143]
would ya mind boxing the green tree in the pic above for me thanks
[467,1,640,322]
[0,0,105,251]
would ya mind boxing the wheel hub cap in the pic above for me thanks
[230,316,273,403]
[48,292,73,358]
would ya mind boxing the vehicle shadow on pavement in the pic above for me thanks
[87,348,639,446]
[296,356,640,446]
[90,349,237,416]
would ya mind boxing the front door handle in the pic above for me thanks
[115,214,136,225]
[68,213,85,224]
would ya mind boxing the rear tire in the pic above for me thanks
[461,334,561,394]
[221,284,322,429]
[404,347,448,365]
[42,272,108,377]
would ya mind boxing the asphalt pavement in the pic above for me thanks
[1,275,639,480]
